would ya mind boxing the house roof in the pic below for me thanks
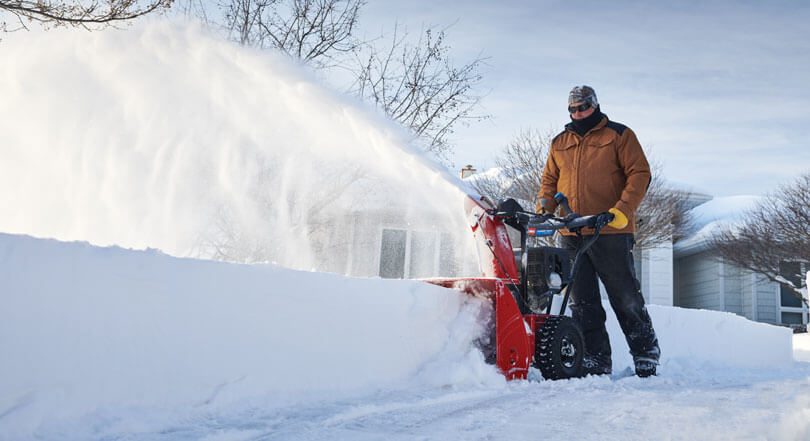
[666,180,713,199]
[463,166,508,183]
[674,195,762,257]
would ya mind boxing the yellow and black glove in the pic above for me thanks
[607,207,628,229]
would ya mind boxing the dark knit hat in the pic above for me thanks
[568,85,599,107]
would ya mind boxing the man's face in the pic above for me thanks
[569,101,596,120]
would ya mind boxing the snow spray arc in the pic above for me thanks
[0,22,478,277]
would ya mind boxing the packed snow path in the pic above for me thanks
[1,233,808,440]
[259,365,810,441]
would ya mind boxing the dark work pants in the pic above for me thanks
[560,233,660,366]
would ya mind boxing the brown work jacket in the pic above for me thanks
[538,115,651,235]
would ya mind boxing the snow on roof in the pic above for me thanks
[674,195,763,256]
[665,179,714,198]
[690,195,762,227]
[462,166,507,183]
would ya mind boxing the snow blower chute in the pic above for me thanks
[425,193,615,380]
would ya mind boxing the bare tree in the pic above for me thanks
[221,0,363,68]
[350,24,488,162]
[708,172,810,307]
[468,128,549,209]
[470,130,693,250]
[1,0,172,30]
[635,159,694,248]
[210,1,487,161]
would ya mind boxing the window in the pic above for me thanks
[378,228,439,279]
[779,261,804,308]
[781,290,804,308]
[379,229,407,279]
[782,312,804,325]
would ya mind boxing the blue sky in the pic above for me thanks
[360,0,810,196]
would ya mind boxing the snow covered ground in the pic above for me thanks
[2,233,809,441]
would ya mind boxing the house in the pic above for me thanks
[673,193,809,328]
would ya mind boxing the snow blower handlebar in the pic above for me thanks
[491,193,615,237]
[526,213,612,236]
[490,194,615,316]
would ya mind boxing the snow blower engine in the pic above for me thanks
[426,193,614,380]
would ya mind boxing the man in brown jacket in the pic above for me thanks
[538,85,660,377]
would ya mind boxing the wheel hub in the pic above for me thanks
[560,336,577,368]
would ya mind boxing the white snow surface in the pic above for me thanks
[2,233,809,441]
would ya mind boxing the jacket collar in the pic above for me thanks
[565,114,608,138]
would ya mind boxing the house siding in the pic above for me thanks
[755,274,779,324]
[675,251,782,324]
[676,253,721,311]
[723,263,744,316]
[673,194,809,327]
[352,214,384,277]
[640,243,673,306]
[741,272,755,320]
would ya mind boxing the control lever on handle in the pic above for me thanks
[595,211,616,228]
[554,193,576,218]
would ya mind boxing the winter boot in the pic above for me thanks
[634,357,657,378]
[583,353,612,376]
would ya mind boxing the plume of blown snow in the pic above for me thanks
[0,21,478,275]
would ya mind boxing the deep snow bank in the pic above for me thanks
[0,233,498,437]
[796,333,810,362]
[606,304,794,372]
[0,233,796,437]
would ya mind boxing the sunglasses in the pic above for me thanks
[568,103,591,113]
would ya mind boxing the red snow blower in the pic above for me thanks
[426,193,614,380]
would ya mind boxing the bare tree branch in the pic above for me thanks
[635,158,695,248]
[1,0,173,30]
[350,23,488,163]
[209,2,488,162]
[708,172,810,307]
[467,128,550,210]
[221,0,363,68]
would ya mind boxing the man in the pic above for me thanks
[538,85,660,377]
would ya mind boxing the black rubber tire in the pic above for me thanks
[534,315,586,380]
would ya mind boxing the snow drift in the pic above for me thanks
[0,233,795,438]
[0,232,498,438]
